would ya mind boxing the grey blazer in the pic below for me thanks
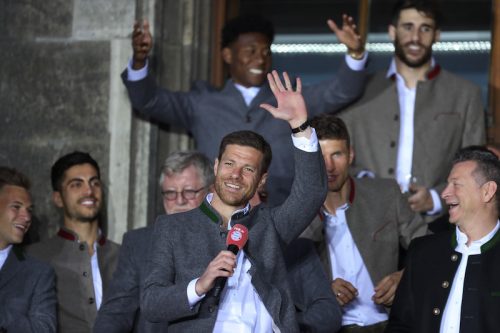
[285,238,342,333]
[122,59,364,206]
[301,178,427,287]
[27,228,120,333]
[142,147,327,332]
[0,246,57,332]
[339,67,485,208]
[94,226,168,333]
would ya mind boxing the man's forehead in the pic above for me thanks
[164,165,203,185]
[222,144,263,159]
[63,163,99,181]
[449,161,477,178]
[0,185,32,206]
[319,139,348,149]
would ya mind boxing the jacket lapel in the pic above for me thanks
[0,247,24,289]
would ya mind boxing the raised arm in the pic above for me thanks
[131,20,153,70]
[260,71,311,139]
[261,71,327,243]
[328,14,365,60]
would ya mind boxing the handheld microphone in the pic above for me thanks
[211,224,249,301]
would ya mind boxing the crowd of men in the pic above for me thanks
[0,0,496,332]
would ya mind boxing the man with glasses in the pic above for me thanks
[339,0,485,219]
[94,151,213,332]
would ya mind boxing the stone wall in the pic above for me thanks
[0,0,212,243]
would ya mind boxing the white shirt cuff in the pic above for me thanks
[345,52,368,71]
[291,128,318,152]
[426,189,442,215]
[187,278,205,307]
[127,58,149,81]
[356,170,376,178]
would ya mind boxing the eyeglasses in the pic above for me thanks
[161,186,207,201]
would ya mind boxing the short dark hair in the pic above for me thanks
[310,114,351,148]
[0,167,31,192]
[221,15,274,49]
[159,151,214,188]
[391,0,443,28]
[218,131,272,174]
[51,151,100,191]
[453,147,500,189]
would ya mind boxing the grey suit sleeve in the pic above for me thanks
[141,218,196,323]
[121,69,195,130]
[303,57,366,117]
[0,265,57,333]
[286,238,342,333]
[94,233,139,333]
[271,147,328,245]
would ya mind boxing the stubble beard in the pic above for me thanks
[394,38,433,69]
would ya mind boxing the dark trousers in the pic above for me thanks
[338,321,387,333]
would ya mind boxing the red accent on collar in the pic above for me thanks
[348,177,356,204]
[426,64,441,80]
[57,228,107,246]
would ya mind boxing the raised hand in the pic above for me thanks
[260,71,308,131]
[132,20,153,69]
[327,14,365,58]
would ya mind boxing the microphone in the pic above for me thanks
[211,224,249,302]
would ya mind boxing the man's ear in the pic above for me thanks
[214,158,219,176]
[349,147,355,165]
[388,25,396,42]
[221,47,232,65]
[52,191,64,208]
[259,172,268,188]
[433,29,441,43]
[483,180,498,204]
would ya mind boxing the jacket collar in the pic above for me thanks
[319,177,355,221]
[386,57,441,81]
[450,221,500,253]
[57,226,107,246]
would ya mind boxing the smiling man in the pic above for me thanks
[123,13,367,206]
[0,167,57,332]
[27,152,120,333]
[300,114,426,333]
[141,71,327,331]
[339,0,485,218]
[388,147,500,332]
[95,151,213,333]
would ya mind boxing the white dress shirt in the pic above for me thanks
[387,59,442,215]
[91,241,103,309]
[0,245,13,270]
[439,221,500,333]
[323,206,388,326]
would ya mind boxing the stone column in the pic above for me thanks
[0,0,213,244]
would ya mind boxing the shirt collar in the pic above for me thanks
[206,193,250,230]
[57,226,107,246]
[233,82,261,106]
[455,220,500,254]
[386,57,439,80]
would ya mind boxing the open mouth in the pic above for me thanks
[80,198,97,207]
[13,223,28,233]
[249,68,263,75]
